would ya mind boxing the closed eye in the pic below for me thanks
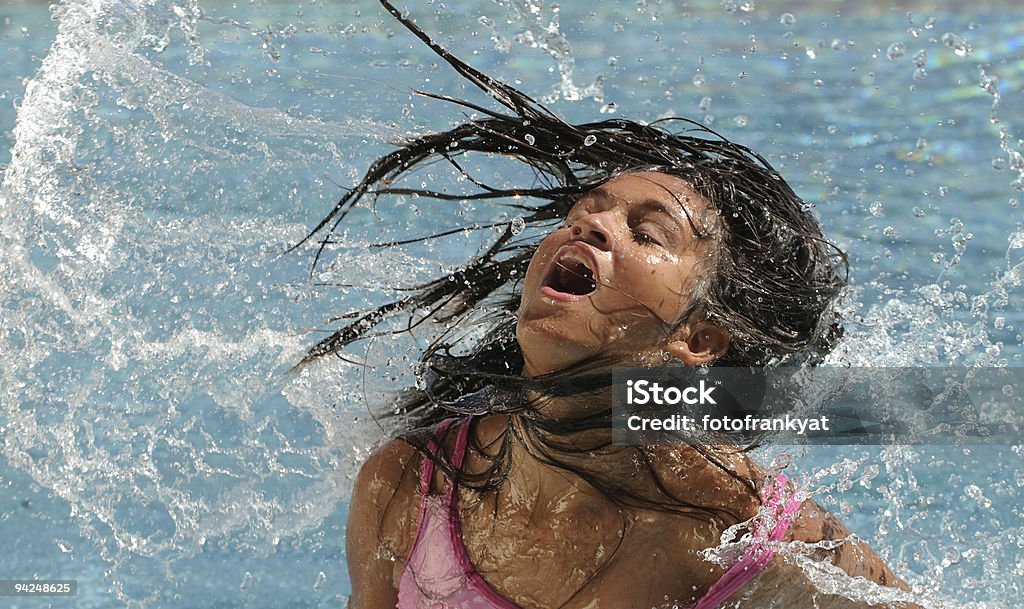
[632,230,661,246]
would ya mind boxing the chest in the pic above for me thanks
[453,493,728,609]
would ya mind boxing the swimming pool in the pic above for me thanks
[1,0,1022,607]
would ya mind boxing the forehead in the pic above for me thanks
[585,172,712,215]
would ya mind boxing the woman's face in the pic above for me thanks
[516,172,724,377]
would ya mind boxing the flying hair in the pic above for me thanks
[299,0,849,522]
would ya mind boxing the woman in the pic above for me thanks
[305,2,919,607]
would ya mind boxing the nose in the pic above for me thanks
[569,211,615,251]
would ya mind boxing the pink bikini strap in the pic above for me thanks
[692,474,803,609]
[416,417,460,495]
[444,416,473,504]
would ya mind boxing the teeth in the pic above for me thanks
[558,251,592,271]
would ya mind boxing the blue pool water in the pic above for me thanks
[1,0,1023,607]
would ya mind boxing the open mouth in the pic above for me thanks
[543,251,598,297]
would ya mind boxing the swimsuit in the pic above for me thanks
[396,417,803,609]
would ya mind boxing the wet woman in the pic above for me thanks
[304,2,919,607]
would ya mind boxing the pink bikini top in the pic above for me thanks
[396,417,803,609]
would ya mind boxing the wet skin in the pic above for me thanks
[346,172,915,609]
[516,172,728,378]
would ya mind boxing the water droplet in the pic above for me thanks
[979,72,1000,97]
[913,67,928,81]
[964,484,991,509]
[698,96,712,111]
[583,134,597,146]
[692,74,706,87]
[941,32,972,56]
[524,133,536,146]
[869,201,884,216]
[992,157,1007,171]
[599,102,618,114]
[314,571,327,591]
[779,13,795,26]
[886,42,906,60]
[771,453,792,471]
[240,572,254,591]
[510,217,525,235]
[733,115,748,127]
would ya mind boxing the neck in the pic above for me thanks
[500,413,635,508]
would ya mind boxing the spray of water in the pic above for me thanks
[1,0,1023,607]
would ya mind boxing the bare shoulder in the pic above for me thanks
[346,437,423,609]
[642,444,763,522]
[353,438,421,500]
[349,438,422,560]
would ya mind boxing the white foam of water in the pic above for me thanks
[0,1,403,604]
[2,1,1023,607]
[487,0,605,102]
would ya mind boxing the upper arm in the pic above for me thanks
[723,501,920,609]
[659,446,911,592]
[346,439,420,609]
[788,500,910,592]
[656,448,918,607]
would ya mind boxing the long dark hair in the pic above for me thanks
[301,0,847,524]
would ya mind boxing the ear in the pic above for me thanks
[663,320,730,366]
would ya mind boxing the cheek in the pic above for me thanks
[623,258,698,320]
[518,235,564,312]
[522,241,556,289]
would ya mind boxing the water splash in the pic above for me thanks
[0,0,409,605]
[487,0,605,102]
[2,1,1023,608]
